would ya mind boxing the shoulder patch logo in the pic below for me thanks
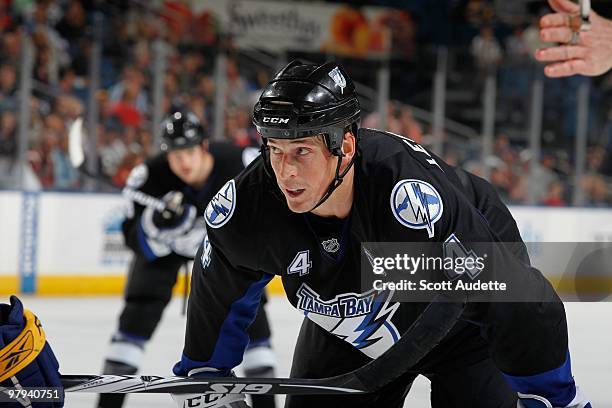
[126,164,148,189]
[390,179,443,238]
[205,180,236,229]
[241,147,260,167]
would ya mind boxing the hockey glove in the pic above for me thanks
[171,369,250,408]
[153,191,188,228]
[170,218,207,258]
[0,296,64,407]
[141,191,197,243]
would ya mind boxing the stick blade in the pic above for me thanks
[68,117,85,168]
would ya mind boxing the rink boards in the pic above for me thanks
[1,190,611,295]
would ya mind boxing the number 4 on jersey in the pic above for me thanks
[287,250,312,276]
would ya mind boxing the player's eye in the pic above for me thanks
[296,148,310,156]
[269,146,281,154]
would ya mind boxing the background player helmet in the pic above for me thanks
[253,60,361,155]
[160,111,207,152]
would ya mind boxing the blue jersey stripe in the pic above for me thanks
[174,273,274,375]
[504,350,576,407]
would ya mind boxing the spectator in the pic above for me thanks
[55,0,87,52]
[471,25,502,71]
[0,64,17,110]
[30,130,59,188]
[581,174,609,206]
[112,150,144,188]
[0,31,21,67]
[225,57,251,110]
[51,132,79,189]
[110,81,144,128]
[0,110,16,157]
[398,106,423,143]
[99,120,128,179]
[108,65,148,114]
[542,180,566,206]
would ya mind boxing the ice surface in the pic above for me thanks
[7,295,610,407]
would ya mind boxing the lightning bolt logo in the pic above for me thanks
[335,290,400,349]
[391,179,443,238]
[332,292,400,358]
[205,180,236,229]
[297,284,401,359]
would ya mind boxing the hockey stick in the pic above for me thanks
[68,117,166,212]
[61,298,465,395]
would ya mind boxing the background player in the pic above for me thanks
[97,111,275,408]
[172,61,591,408]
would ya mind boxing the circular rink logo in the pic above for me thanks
[390,179,443,238]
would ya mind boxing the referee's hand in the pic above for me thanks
[535,0,612,77]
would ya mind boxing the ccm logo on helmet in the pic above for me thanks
[263,117,290,124]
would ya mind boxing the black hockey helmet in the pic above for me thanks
[253,60,360,155]
[160,111,207,152]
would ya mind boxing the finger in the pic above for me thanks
[540,13,570,28]
[547,0,580,14]
[540,26,573,43]
[544,59,587,77]
[535,45,588,62]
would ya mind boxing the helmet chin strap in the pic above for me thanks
[308,152,355,213]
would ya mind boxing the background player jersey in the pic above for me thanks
[121,142,249,259]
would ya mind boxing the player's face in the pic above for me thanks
[268,136,337,213]
[167,145,207,185]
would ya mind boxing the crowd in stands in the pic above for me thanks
[0,0,609,206]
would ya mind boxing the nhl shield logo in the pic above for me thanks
[390,179,443,238]
[322,238,340,253]
[205,180,236,229]
[328,67,346,94]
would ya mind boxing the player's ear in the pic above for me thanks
[341,131,356,161]
[201,140,210,151]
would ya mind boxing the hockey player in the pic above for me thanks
[172,61,591,408]
[98,111,276,408]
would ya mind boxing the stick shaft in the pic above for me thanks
[61,374,365,395]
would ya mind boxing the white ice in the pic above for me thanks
[7,295,611,407]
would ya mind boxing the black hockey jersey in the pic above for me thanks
[122,142,255,260]
[177,129,566,379]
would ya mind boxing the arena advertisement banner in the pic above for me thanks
[191,0,402,57]
[0,192,22,293]
[510,206,612,242]
[36,193,132,276]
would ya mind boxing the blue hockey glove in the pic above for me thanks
[0,296,63,407]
